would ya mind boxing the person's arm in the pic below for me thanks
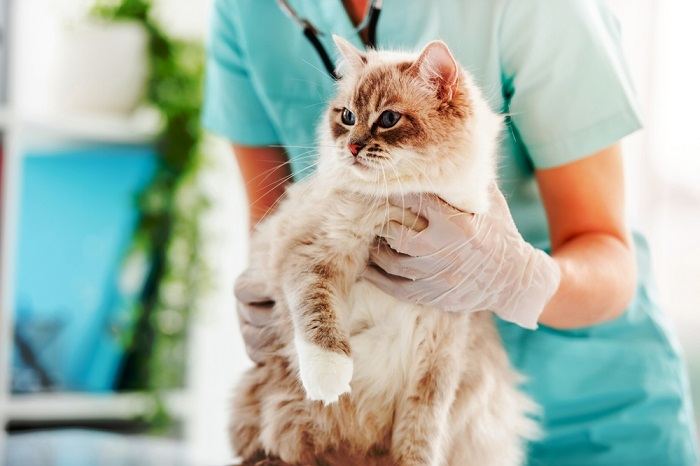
[537,143,636,328]
[233,145,291,226]
[364,144,637,330]
[233,144,291,364]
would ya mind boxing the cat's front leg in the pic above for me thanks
[294,332,353,405]
[284,260,356,405]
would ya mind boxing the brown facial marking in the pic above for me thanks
[330,56,471,162]
[377,113,426,147]
[353,68,385,111]
[331,122,349,139]
[329,108,349,139]
[349,130,371,147]
[378,94,401,111]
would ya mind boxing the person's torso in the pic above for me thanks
[226,3,699,462]
[231,0,549,247]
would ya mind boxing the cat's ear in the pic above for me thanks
[333,34,366,75]
[411,40,460,101]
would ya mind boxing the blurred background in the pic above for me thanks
[0,0,698,465]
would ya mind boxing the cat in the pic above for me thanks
[230,37,537,466]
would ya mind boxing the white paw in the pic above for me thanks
[294,337,353,405]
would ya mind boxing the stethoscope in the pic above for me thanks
[276,0,383,80]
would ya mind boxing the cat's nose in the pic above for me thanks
[347,143,365,157]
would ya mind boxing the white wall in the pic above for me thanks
[609,0,700,330]
[186,137,249,466]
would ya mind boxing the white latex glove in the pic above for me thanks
[234,272,277,364]
[364,185,561,329]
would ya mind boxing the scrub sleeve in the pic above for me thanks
[500,0,642,167]
[202,0,280,146]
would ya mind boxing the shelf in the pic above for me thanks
[6,390,189,422]
[20,108,162,145]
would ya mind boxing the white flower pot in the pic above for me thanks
[48,20,148,115]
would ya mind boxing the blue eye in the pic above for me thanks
[341,108,356,125]
[378,110,401,128]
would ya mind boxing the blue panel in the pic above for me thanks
[13,145,157,392]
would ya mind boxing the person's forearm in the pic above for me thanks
[233,145,292,227]
[539,232,636,329]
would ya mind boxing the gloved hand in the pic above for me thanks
[364,185,561,329]
[234,272,277,364]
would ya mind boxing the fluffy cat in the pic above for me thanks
[231,37,537,466]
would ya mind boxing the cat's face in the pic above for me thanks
[319,38,497,206]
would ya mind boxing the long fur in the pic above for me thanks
[230,40,537,466]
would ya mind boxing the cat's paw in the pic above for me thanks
[294,337,353,405]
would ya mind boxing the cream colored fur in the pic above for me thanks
[230,40,538,466]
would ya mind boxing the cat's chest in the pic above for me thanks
[345,280,455,397]
[306,195,388,257]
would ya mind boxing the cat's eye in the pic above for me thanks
[378,110,401,128]
[341,108,356,126]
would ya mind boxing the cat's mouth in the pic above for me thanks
[350,153,389,172]
[352,156,372,170]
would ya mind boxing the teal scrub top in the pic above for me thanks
[203,1,699,464]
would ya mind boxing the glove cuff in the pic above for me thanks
[496,249,561,330]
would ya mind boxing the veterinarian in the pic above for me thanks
[203,1,698,464]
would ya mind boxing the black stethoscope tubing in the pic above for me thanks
[277,0,383,80]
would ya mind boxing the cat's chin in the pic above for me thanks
[349,160,376,175]
[336,163,382,185]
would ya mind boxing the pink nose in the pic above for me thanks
[348,143,365,156]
